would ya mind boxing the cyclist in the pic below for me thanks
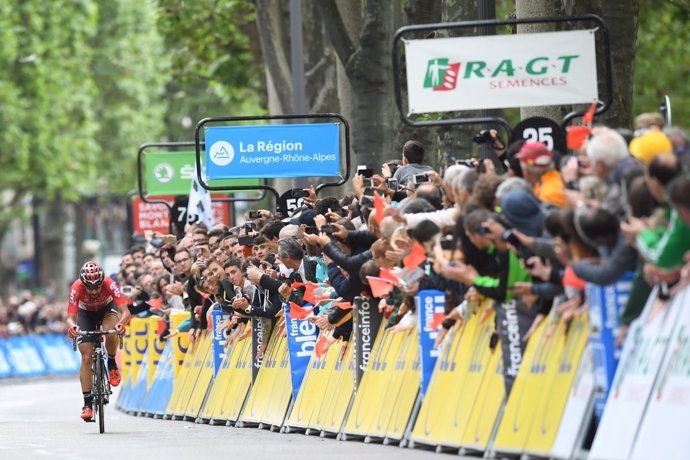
[66,261,131,421]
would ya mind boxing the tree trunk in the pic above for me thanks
[40,197,66,297]
[565,0,639,129]
[516,0,568,123]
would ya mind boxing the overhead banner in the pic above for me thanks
[144,150,258,197]
[404,29,598,113]
[204,123,341,179]
[130,194,230,235]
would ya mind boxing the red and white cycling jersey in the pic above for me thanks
[68,277,125,315]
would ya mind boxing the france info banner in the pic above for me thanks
[353,296,383,387]
[585,272,633,421]
[204,123,341,180]
[404,29,598,113]
[415,289,445,396]
[285,303,319,401]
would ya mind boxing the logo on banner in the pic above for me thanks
[153,163,174,183]
[209,140,234,166]
[424,58,461,91]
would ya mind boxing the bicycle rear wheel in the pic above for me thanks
[94,354,105,433]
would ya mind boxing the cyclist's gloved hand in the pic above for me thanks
[115,323,126,336]
[67,326,79,339]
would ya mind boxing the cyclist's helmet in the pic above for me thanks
[80,261,104,289]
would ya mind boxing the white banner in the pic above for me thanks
[404,29,598,113]
[589,291,683,460]
[631,288,690,460]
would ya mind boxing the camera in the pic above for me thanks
[386,178,399,190]
[362,178,374,188]
[455,159,476,168]
[320,224,335,235]
[412,173,430,185]
[501,229,522,249]
[149,236,164,249]
[472,129,494,145]
[248,210,261,219]
[356,165,374,178]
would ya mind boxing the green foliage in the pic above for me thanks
[156,0,265,140]
[634,1,690,128]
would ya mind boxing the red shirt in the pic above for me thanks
[67,277,126,315]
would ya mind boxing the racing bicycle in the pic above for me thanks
[72,327,122,433]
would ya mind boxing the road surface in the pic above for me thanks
[0,378,474,459]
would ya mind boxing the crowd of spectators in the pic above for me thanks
[5,110,690,397]
[0,290,67,338]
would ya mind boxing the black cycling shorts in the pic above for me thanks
[77,302,120,344]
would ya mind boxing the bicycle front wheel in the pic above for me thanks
[94,355,105,433]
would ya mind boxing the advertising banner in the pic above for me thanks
[404,29,598,113]
[590,289,681,460]
[131,195,229,235]
[285,303,318,400]
[0,340,13,378]
[211,309,229,376]
[204,123,341,180]
[5,336,47,377]
[353,296,383,387]
[144,150,258,197]
[251,317,272,382]
[35,335,80,375]
[415,289,445,396]
[631,289,690,460]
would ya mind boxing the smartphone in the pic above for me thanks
[362,178,374,188]
[360,196,374,207]
[412,173,430,184]
[238,235,254,246]
[304,226,319,235]
[291,188,309,198]
[320,224,335,235]
[502,229,522,249]
[248,210,261,219]
[440,238,453,250]
[363,187,375,197]
[356,165,374,178]
[121,286,133,295]
[386,178,399,190]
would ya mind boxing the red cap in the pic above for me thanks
[516,142,552,167]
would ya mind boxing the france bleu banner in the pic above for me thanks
[415,289,445,396]
[211,309,229,376]
[285,303,319,401]
[586,272,633,421]
[204,123,341,179]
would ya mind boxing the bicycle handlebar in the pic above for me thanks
[72,329,124,351]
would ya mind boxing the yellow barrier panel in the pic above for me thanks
[121,324,133,383]
[168,332,212,418]
[147,317,166,389]
[343,328,403,437]
[285,333,344,432]
[493,319,559,455]
[183,330,217,420]
[411,304,494,447]
[317,340,355,435]
[524,314,590,456]
[343,326,419,441]
[169,312,190,377]
[376,329,420,442]
[129,318,150,385]
[460,346,504,451]
[165,330,202,416]
[217,335,253,424]
[239,330,292,429]
[199,338,242,422]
